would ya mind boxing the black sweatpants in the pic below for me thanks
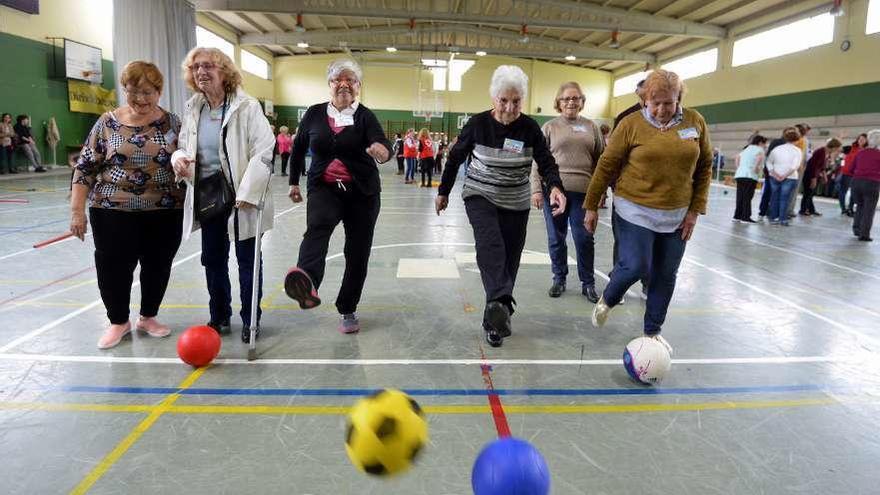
[799,176,817,215]
[280,152,290,175]
[90,208,183,324]
[296,183,381,314]
[734,178,758,220]
[464,196,529,312]
[420,157,435,186]
[852,178,879,238]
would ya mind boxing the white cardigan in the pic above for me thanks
[171,88,275,242]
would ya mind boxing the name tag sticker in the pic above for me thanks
[572,125,588,133]
[502,138,524,153]
[678,127,699,140]
[164,130,177,144]
[335,115,355,127]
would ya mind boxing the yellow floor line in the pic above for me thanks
[1,396,840,419]
[68,367,207,495]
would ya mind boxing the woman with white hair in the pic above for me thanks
[436,65,566,347]
[850,129,880,242]
[171,47,275,343]
[284,59,393,334]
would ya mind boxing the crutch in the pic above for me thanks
[248,178,272,361]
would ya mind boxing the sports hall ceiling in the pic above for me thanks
[193,0,833,74]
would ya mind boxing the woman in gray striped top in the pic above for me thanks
[435,65,566,347]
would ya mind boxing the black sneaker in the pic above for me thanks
[241,324,261,343]
[483,301,511,347]
[548,282,565,298]
[208,318,231,335]
[35,167,47,173]
[582,285,599,303]
[483,322,503,347]
[284,267,321,309]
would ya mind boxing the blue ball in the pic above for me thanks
[471,437,550,495]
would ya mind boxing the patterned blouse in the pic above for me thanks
[72,110,185,211]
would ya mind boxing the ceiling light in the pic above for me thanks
[829,0,844,17]
[564,55,576,61]
[609,30,621,49]
[294,13,306,33]
[386,46,397,52]
[475,50,487,56]
[297,42,309,48]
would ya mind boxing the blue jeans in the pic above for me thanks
[541,190,594,288]
[769,178,797,222]
[404,157,417,181]
[603,213,687,335]
[200,212,263,326]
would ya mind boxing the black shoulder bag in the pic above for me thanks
[194,95,235,222]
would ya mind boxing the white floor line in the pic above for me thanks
[709,181,878,209]
[0,354,855,366]
[521,248,642,299]
[0,233,83,262]
[0,204,304,352]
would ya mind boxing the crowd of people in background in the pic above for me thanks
[0,113,48,174]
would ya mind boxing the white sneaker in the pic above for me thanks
[650,334,674,357]
[591,297,612,328]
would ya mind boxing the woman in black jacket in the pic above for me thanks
[285,59,393,334]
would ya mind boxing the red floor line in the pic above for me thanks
[0,265,96,307]
[479,346,511,438]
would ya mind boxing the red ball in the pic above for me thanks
[177,325,221,367]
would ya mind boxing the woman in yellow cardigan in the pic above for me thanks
[583,69,713,355]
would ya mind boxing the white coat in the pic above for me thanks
[171,88,275,242]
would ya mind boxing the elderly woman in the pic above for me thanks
[732,134,767,223]
[14,115,47,173]
[800,138,842,216]
[171,47,275,343]
[277,125,293,176]
[584,69,712,354]
[850,129,880,242]
[69,61,185,349]
[530,82,604,302]
[436,65,566,347]
[284,59,392,334]
[0,113,14,174]
[765,127,803,226]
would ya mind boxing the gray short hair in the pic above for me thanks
[489,65,528,99]
[327,59,362,83]
[867,129,880,149]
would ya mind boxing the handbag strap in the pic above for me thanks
[219,93,236,198]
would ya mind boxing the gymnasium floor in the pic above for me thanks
[1,167,879,494]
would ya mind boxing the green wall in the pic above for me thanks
[0,32,115,164]
[693,82,880,125]
[275,105,554,139]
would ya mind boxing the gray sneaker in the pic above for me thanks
[339,313,360,334]
[591,296,613,328]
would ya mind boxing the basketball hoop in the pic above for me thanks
[423,112,433,122]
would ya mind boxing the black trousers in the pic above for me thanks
[420,157,435,186]
[90,208,183,324]
[758,169,772,217]
[734,178,758,220]
[396,155,404,174]
[852,178,879,238]
[296,183,381,314]
[280,152,290,175]
[799,176,817,214]
[464,196,529,312]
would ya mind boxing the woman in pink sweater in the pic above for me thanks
[277,125,293,176]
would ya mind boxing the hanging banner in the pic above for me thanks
[68,80,117,115]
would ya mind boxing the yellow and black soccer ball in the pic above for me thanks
[344,389,429,476]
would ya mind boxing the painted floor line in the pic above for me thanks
[0,353,855,365]
[0,397,843,416]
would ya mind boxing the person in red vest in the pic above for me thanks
[417,128,435,187]
[403,128,418,184]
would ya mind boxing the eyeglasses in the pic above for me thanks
[124,88,158,99]
[189,62,217,72]
[330,77,358,86]
[558,96,584,103]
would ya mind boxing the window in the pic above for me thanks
[422,58,475,91]
[613,70,649,97]
[241,50,270,79]
[868,0,880,35]
[196,26,234,60]
[447,59,475,91]
[662,48,718,81]
[732,13,834,67]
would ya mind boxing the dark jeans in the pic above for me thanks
[611,202,649,288]
[799,177,817,214]
[758,176,772,217]
[200,212,264,326]
[603,213,687,335]
[90,208,183,324]
[280,152,290,175]
[839,174,855,212]
[396,155,404,174]
[404,157,417,181]
[734,178,758,220]
[465,196,529,311]
[542,190,594,288]
[852,178,879,238]
[420,157,434,186]
[296,183,380,314]
[0,145,12,173]
[769,178,797,222]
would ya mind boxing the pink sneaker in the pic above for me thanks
[97,322,132,349]
[136,316,171,338]
[338,313,360,334]
[284,267,322,310]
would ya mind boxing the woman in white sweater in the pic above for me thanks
[765,127,803,226]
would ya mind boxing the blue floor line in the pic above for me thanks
[58,383,840,397]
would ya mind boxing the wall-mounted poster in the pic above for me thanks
[0,0,39,14]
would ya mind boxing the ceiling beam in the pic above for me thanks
[194,0,726,39]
